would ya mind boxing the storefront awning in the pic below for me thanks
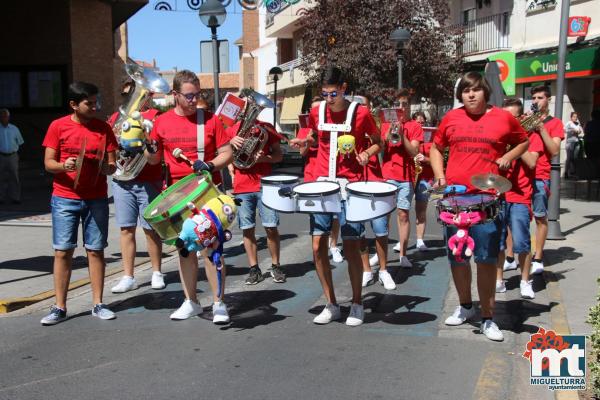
[515,46,600,84]
[279,86,306,125]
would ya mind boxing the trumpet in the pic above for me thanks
[387,121,402,145]
[520,103,545,132]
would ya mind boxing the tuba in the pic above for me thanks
[232,90,275,169]
[112,63,170,181]
[520,103,545,132]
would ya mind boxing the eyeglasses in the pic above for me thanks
[177,91,202,102]
[321,91,338,99]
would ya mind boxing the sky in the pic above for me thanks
[127,0,251,73]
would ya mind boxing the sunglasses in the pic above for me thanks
[177,91,202,102]
[321,91,339,99]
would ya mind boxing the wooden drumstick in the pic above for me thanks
[172,148,193,168]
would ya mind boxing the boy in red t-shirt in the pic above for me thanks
[495,99,544,300]
[430,72,529,342]
[145,70,233,324]
[41,82,118,325]
[227,119,284,284]
[413,112,435,252]
[528,86,565,275]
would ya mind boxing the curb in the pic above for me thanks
[0,248,177,314]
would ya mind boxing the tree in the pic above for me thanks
[298,0,463,106]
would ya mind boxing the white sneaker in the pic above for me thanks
[392,242,401,252]
[503,259,518,271]
[170,299,202,320]
[481,320,504,341]
[212,301,230,324]
[362,271,374,287]
[369,254,379,267]
[151,271,166,290]
[378,270,396,290]
[330,247,344,263]
[399,256,412,268]
[111,276,137,293]
[313,303,341,324]
[520,280,535,299]
[345,303,364,327]
[495,280,506,293]
[531,261,544,275]
[444,305,476,326]
[416,239,428,251]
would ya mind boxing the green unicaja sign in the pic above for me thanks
[488,52,516,96]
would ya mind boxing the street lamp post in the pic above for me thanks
[389,28,411,90]
[269,66,283,128]
[199,0,227,112]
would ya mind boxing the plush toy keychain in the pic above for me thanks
[337,134,357,157]
[439,210,485,263]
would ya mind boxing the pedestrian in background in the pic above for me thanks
[564,111,583,179]
[0,108,24,204]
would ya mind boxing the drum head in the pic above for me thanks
[440,193,496,207]
[346,181,398,196]
[293,181,340,196]
[260,175,300,184]
[150,174,208,216]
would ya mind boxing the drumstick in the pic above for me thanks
[173,148,193,167]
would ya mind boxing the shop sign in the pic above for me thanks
[516,46,600,83]
[568,16,591,37]
[488,52,516,96]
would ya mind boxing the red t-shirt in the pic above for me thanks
[381,120,424,182]
[505,132,545,204]
[296,127,318,182]
[43,115,118,200]
[535,117,564,180]
[362,134,383,181]
[419,142,434,182]
[434,106,528,193]
[227,121,281,194]
[108,110,163,182]
[308,103,380,182]
[150,109,228,185]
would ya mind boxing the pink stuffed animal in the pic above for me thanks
[439,210,486,262]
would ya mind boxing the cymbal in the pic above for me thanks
[73,136,87,190]
[471,173,512,194]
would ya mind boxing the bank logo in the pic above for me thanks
[523,327,586,391]
[530,60,542,74]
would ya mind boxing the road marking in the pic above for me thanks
[472,352,509,400]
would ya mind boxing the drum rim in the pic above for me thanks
[143,173,210,222]
[345,208,395,223]
[260,174,301,184]
[346,182,398,197]
[439,193,497,206]
[293,181,340,197]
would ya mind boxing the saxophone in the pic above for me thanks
[112,63,170,181]
[232,90,275,169]
[414,155,423,183]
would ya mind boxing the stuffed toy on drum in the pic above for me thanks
[119,111,153,156]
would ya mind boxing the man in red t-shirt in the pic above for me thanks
[145,70,233,324]
[528,86,565,275]
[290,66,381,327]
[430,72,529,342]
[227,119,283,285]
[41,82,118,325]
[374,90,423,271]
[495,99,544,300]
[108,82,165,295]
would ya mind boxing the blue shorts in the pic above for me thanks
[235,191,279,230]
[369,214,389,237]
[387,180,413,210]
[415,180,431,202]
[51,195,109,251]
[112,180,161,230]
[444,219,501,266]
[532,179,550,218]
[309,201,364,240]
[499,202,531,254]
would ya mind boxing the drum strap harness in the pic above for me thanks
[318,100,358,181]
[196,108,205,162]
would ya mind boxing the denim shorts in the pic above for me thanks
[499,202,531,254]
[414,180,431,202]
[235,191,279,230]
[309,201,365,240]
[444,218,501,266]
[51,195,109,251]
[112,180,161,230]
[532,179,550,218]
[387,179,414,210]
[369,214,389,237]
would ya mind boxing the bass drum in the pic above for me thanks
[260,174,300,213]
[293,181,341,214]
[345,181,399,222]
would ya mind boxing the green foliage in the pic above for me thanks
[587,276,600,396]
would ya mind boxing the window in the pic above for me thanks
[0,72,23,108]
[0,66,66,111]
[28,71,62,108]
[463,8,476,24]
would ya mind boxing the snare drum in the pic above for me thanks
[293,181,342,214]
[436,193,499,225]
[260,174,300,213]
[345,181,399,222]
[143,172,223,245]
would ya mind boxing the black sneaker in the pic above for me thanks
[40,306,67,325]
[245,266,265,285]
[270,264,286,283]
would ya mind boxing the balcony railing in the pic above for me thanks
[450,12,510,56]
